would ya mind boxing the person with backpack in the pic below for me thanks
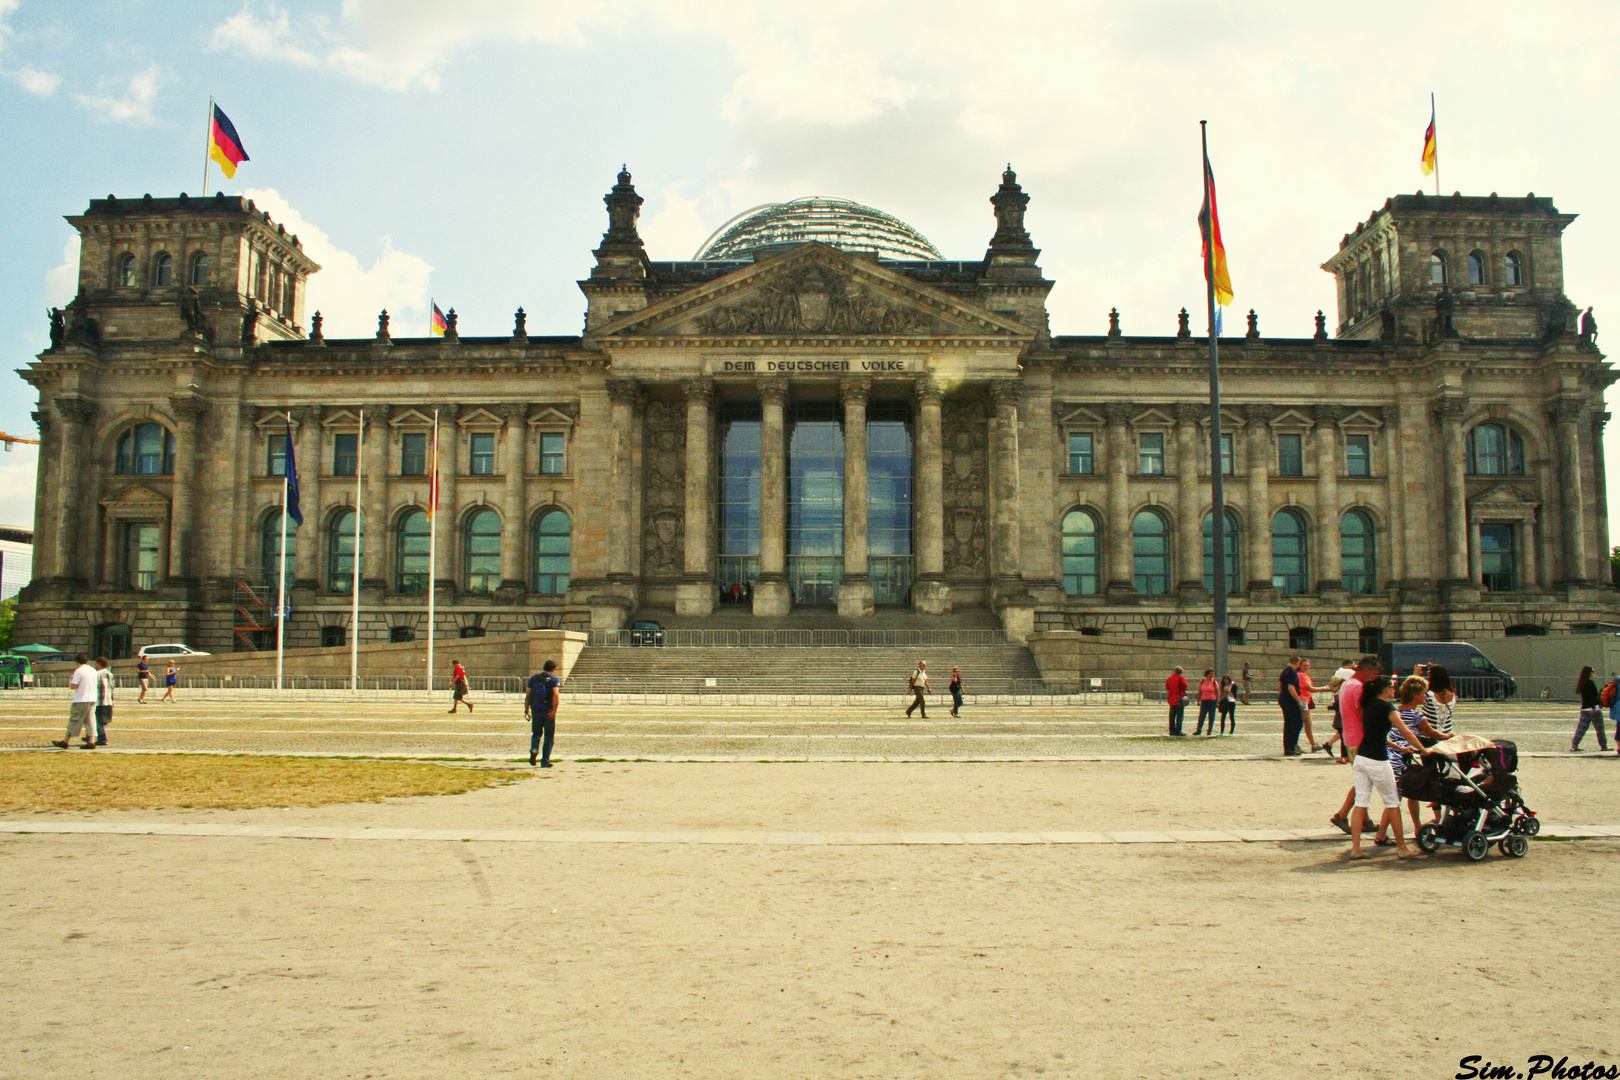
[905,660,930,718]
[1571,665,1608,752]
[526,660,561,768]
[1606,675,1620,755]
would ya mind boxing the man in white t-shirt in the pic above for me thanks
[53,654,99,750]
[905,660,930,719]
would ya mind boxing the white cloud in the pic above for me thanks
[211,8,319,67]
[0,444,38,531]
[73,64,164,124]
[244,188,434,339]
[10,65,58,95]
[44,234,78,308]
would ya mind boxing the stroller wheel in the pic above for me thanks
[1514,815,1540,837]
[1502,834,1529,858]
[1416,824,1441,854]
[1462,830,1491,862]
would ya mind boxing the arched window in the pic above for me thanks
[460,625,486,639]
[261,509,298,586]
[1131,509,1170,596]
[1430,251,1448,285]
[1271,509,1309,595]
[188,251,209,286]
[532,509,572,595]
[1465,423,1526,476]
[1467,251,1485,285]
[115,423,174,475]
[1505,252,1524,286]
[1202,509,1239,595]
[1341,510,1376,595]
[152,252,172,286]
[464,508,502,594]
[1060,509,1100,596]
[116,252,136,287]
[396,509,431,595]
[328,509,362,593]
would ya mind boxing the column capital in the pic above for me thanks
[169,394,208,423]
[759,377,791,407]
[1546,396,1585,424]
[371,403,394,424]
[839,377,871,407]
[989,379,1021,407]
[53,395,95,425]
[606,378,641,407]
[498,401,530,425]
[1243,403,1275,425]
[913,375,943,407]
[1104,403,1132,426]
[1311,404,1344,427]
[237,403,260,425]
[290,405,322,428]
[1598,411,1613,431]
[1174,402,1201,424]
[1431,395,1468,422]
[682,378,716,405]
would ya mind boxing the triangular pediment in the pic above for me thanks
[100,483,169,510]
[1270,408,1315,429]
[1133,406,1174,428]
[1470,482,1540,509]
[593,242,1034,341]
[1055,404,1104,426]
[321,408,362,429]
[456,407,503,429]
[388,408,437,428]
[1341,408,1385,429]
[526,407,575,427]
[254,411,298,433]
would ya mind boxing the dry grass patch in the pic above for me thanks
[0,753,521,812]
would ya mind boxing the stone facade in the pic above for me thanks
[15,172,1619,657]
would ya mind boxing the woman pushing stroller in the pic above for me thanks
[1348,675,1435,860]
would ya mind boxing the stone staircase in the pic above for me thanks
[567,608,1043,695]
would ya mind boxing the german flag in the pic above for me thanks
[209,103,249,179]
[1198,153,1234,308]
[430,302,448,337]
[1420,97,1437,177]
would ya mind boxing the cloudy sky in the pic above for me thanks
[2,0,1618,537]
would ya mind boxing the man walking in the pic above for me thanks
[94,656,114,746]
[905,660,930,718]
[526,659,561,768]
[1165,666,1188,736]
[448,659,473,714]
[1330,656,1381,833]
[52,653,98,750]
[1278,655,1306,755]
[1240,662,1253,705]
[135,654,152,703]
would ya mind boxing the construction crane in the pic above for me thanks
[0,432,41,451]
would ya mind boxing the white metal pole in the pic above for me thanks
[426,409,439,699]
[202,95,214,197]
[276,465,288,692]
[351,409,363,694]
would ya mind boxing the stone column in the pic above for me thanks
[292,406,322,588]
[231,404,256,579]
[1244,404,1274,593]
[1522,517,1539,588]
[364,406,390,591]
[605,381,639,592]
[912,376,950,614]
[753,377,792,616]
[1104,404,1134,597]
[677,379,717,616]
[1552,399,1589,583]
[1434,396,1470,582]
[31,409,55,581]
[1313,405,1344,591]
[433,405,460,594]
[838,377,873,618]
[989,380,1024,593]
[498,402,528,594]
[1468,519,1483,583]
[167,394,207,583]
[50,397,93,583]
[1174,404,1204,595]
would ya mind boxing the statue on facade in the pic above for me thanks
[376,309,391,341]
[513,307,527,341]
[308,310,324,344]
[1580,306,1598,345]
[241,300,259,345]
[179,286,214,342]
[47,307,64,351]
[1379,309,1396,342]
[443,308,459,341]
[64,302,100,347]
[1434,288,1457,336]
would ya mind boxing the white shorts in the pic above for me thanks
[1352,756,1399,811]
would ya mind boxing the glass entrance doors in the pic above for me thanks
[787,403,843,605]
[866,407,913,605]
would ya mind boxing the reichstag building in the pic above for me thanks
[15,167,1619,658]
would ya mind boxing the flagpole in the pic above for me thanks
[350,408,364,694]
[426,409,439,698]
[276,427,288,693]
[202,95,214,197]
[1200,121,1230,685]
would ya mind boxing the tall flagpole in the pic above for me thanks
[275,416,289,692]
[426,409,439,697]
[350,409,364,693]
[202,95,214,197]
[1200,121,1230,684]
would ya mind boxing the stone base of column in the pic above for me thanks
[912,575,952,615]
[1439,578,1481,604]
[1560,581,1607,604]
[1315,580,1349,603]
[1105,579,1139,604]
[1246,581,1280,603]
[675,575,717,617]
[1175,580,1209,604]
[837,575,874,618]
[496,579,528,603]
[995,600,1035,644]
[751,573,793,617]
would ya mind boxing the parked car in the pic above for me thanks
[137,643,212,659]
[628,620,665,647]
[1378,641,1516,700]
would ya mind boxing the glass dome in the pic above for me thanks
[694,197,943,261]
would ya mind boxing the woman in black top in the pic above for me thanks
[949,668,963,717]
[1571,665,1609,751]
[1349,676,1430,859]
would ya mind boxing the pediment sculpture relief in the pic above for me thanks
[694,264,929,335]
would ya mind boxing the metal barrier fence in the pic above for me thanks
[14,672,527,702]
[586,628,1009,648]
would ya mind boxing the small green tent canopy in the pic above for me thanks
[11,644,62,654]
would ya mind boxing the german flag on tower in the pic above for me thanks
[1198,148,1234,308]
[1421,95,1438,178]
[209,103,249,179]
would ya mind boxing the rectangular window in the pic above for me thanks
[400,432,427,476]
[333,433,357,476]
[1067,432,1094,475]
[538,432,566,475]
[1220,432,1234,476]
[267,434,288,477]
[1277,433,1304,476]
[470,432,496,475]
[1480,523,1518,592]
[1345,434,1371,477]
[125,522,161,591]
[1138,432,1164,475]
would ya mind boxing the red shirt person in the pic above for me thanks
[1165,666,1190,737]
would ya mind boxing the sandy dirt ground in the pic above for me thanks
[3,760,1618,1079]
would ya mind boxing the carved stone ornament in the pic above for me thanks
[606,379,641,407]
[839,377,871,407]
[695,263,929,336]
[914,376,943,407]
[499,402,529,425]
[942,397,988,576]
[1312,404,1344,427]
[640,399,686,578]
[1243,403,1275,424]
[989,379,1021,408]
[1547,397,1585,425]
[1104,403,1132,426]
[683,378,716,405]
[1174,402,1201,424]
[1432,396,1469,421]
[758,378,791,407]
[53,395,95,424]
[170,395,208,422]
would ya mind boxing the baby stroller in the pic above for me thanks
[1396,733,1536,861]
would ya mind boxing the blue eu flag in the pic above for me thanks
[283,417,303,526]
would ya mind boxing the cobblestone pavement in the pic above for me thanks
[2,697,1610,760]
